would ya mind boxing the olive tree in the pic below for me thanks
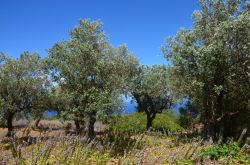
[0,52,50,136]
[163,0,250,139]
[131,65,173,130]
[48,19,138,139]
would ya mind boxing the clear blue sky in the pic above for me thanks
[0,0,199,65]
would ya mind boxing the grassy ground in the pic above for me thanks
[110,112,183,133]
[0,115,249,164]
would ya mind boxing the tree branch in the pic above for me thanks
[216,111,240,122]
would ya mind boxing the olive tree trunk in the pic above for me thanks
[146,112,156,130]
[34,118,41,128]
[87,114,96,141]
[74,120,81,135]
[7,113,15,137]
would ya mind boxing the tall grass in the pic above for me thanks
[0,130,145,164]
[1,118,249,164]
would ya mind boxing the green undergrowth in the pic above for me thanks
[199,142,250,164]
[1,131,249,164]
[110,112,184,133]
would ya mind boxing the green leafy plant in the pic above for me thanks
[199,142,241,160]
[110,112,183,133]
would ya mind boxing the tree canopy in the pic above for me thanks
[48,19,138,139]
[0,52,50,136]
[130,65,173,129]
[163,0,250,140]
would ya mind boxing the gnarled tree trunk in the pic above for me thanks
[7,113,15,137]
[204,118,215,141]
[203,95,218,141]
[87,114,96,141]
[74,120,81,135]
[34,118,41,128]
[146,112,156,130]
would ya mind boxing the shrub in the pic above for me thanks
[110,113,146,133]
[153,112,184,132]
